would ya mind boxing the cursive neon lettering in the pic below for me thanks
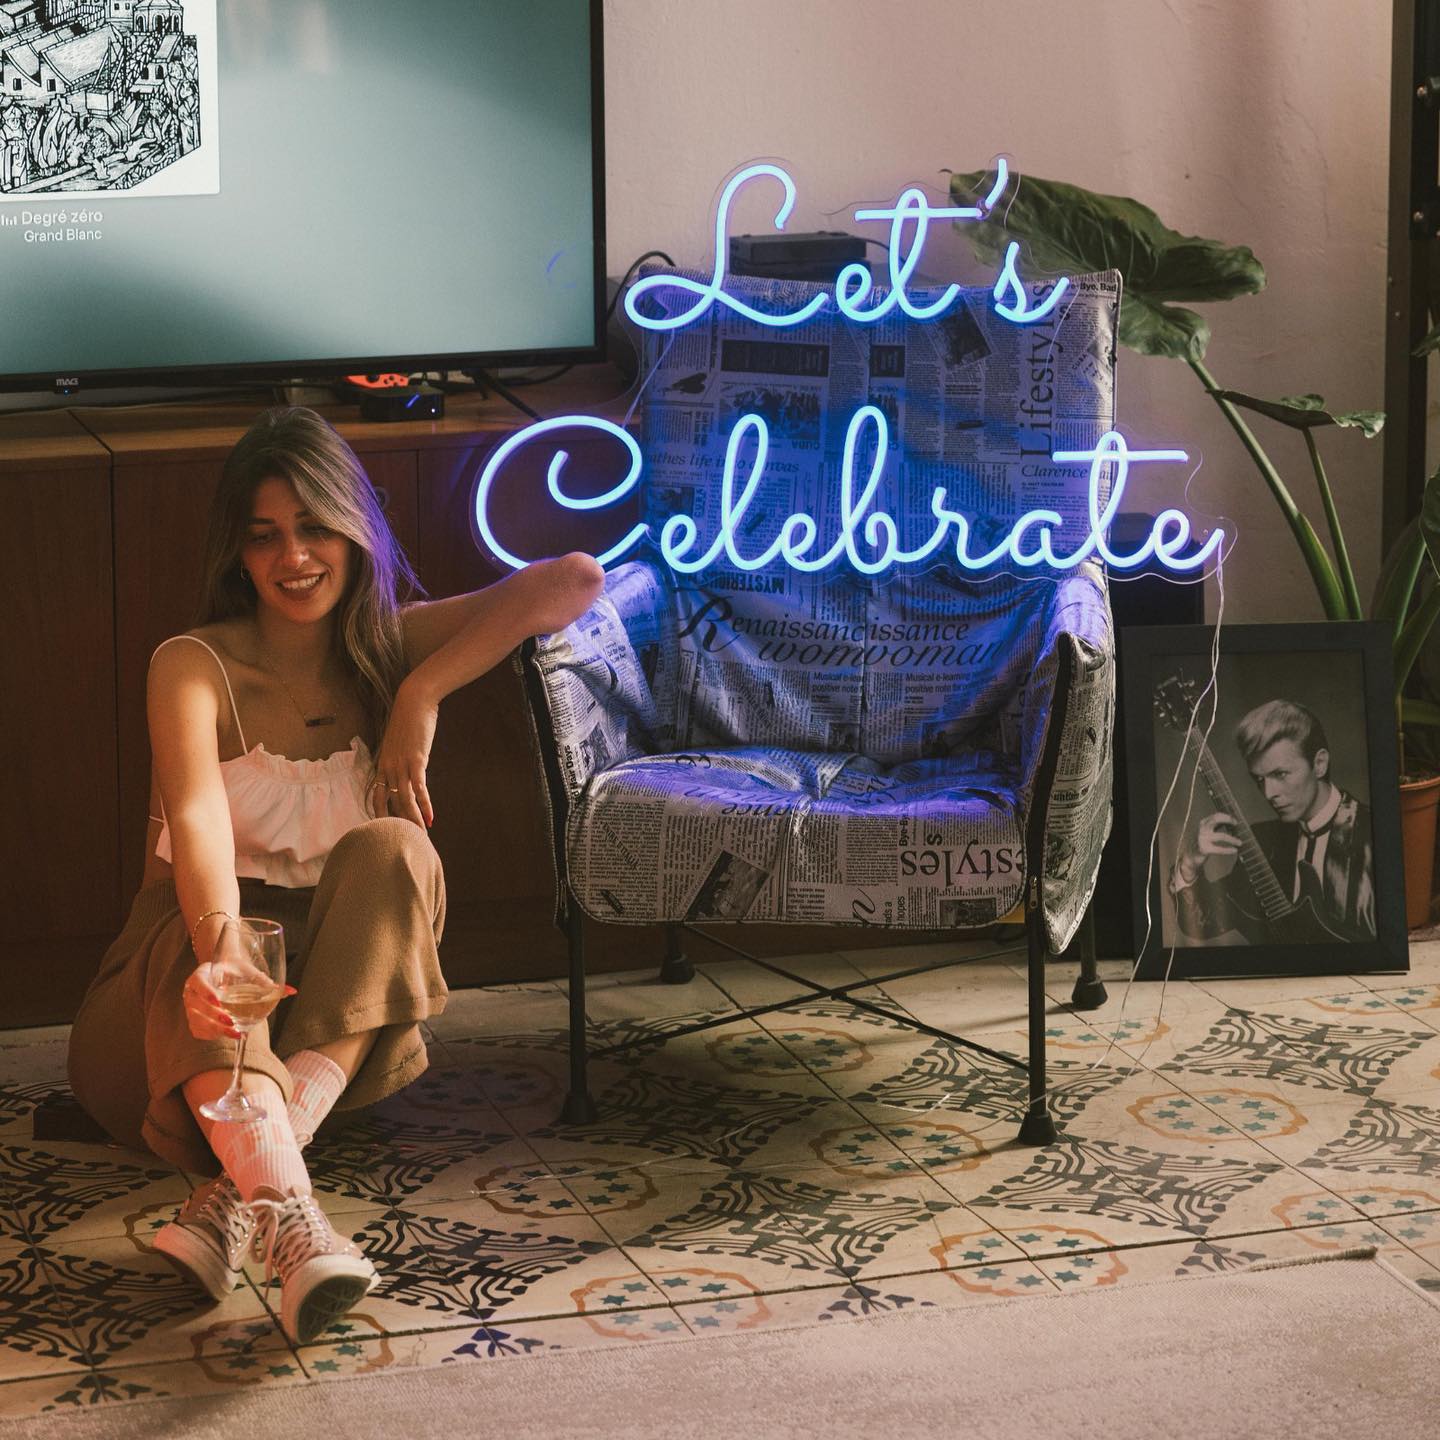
[472,410,1226,578]
[623,160,1070,332]
[993,241,1070,324]
[471,416,648,571]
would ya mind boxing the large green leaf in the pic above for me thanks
[949,169,1266,361]
[1211,392,1384,439]
[1424,461,1440,583]
[1414,322,1440,359]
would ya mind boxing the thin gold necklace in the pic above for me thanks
[255,655,338,728]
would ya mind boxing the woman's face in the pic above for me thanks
[241,476,353,624]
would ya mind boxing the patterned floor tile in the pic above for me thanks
[962,1129,1288,1252]
[0,1370,143,1419]
[1361,982,1440,1029]
[384,1197,673,1330]
[1373,1241,1440,1294]
[583,970,740,1026]
[0,1241,89,1382]
[6,939,1440,1413]
[1197,975,1407,1008]
[37,1232,288,1373]
[1296,1095,1440,1184]
[520,1066,844,1178]
[669,1262,1056,1335]
[751,1165,1025,1283]
[88,1353,311,1401]
[2,1141,188,1247]
[647,1016,876,1098]
[1377,941,1440,985]
[696,952,879,1012]
[425,983,562,1041]
[592,1169,843,1297]
[274,1206,494,1342]
[844,960,1035,1035]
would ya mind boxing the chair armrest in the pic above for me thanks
[1018,567,1116,953]
[521,559,675,799]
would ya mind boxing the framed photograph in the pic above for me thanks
[1121,622,1407,979]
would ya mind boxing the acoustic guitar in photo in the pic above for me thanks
[1153,675,1362,945]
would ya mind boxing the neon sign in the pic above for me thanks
[622,160,1069,331]
[473,413,1221,577]
[471,160,1226,580]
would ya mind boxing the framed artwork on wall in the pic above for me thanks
[1121,622,1408,979]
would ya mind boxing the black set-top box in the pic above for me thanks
[729,231,867,283]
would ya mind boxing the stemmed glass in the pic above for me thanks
[199,917,287,1124]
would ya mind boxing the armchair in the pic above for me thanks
[515,269,1121,1144]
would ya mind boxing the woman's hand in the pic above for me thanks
[373,680,439,829]
[183,961,241,1040]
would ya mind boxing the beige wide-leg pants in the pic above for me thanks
[67,818,449,1174]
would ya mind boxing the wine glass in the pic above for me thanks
[199,917,287,1124]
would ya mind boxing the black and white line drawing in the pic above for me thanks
[0,0,203,197]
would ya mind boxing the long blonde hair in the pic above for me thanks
[195,407,422,739]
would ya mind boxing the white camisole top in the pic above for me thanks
[149,634,375,888]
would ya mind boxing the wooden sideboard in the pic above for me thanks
[2,375,946,1026]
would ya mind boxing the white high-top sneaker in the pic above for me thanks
[152,1174,255,1302]
[249,1191,378,1345]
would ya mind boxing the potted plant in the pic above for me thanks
[947,166,1440,924]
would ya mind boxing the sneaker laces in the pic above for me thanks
[247,1193,332,1287]
[192,1176,253,1253]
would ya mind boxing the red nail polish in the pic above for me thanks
[283,985,298,996]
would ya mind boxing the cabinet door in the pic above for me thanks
[0,463,118,1022]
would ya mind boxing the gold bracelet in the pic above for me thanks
[189,909,234,953]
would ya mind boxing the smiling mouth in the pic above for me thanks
[278,575,323,593]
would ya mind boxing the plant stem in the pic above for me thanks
[1302,429,1363,620]
[1187,357,1349,620]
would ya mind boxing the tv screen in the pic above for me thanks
[0,0,604,392]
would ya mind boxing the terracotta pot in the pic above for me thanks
[1400,773,1440,929]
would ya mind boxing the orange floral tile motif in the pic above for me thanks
[1033,1247,1129,1289]
[1305,992,1421,1017]
[806,1121,984,1178]
[1271,1191,1364,1230]
[708,1027,871,1076]
[570,1271,708,1339]
[931,1228,1024,1271]
[1033,1017,1172,1051]
[1334,1184,1440,1219]
[1128,1089,1307,1142]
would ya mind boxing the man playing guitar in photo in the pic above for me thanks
[1170,699,1377,944]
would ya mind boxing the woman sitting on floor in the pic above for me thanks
[67,406,603,1345]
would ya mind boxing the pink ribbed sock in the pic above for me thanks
[210,1104,311,1202]
[284,1049,348,1146]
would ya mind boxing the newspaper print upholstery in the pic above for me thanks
[521,270,1120,949]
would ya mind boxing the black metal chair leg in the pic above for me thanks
[659,924,694,984]
[1069,903,1108,1011]
[560,902,598,1125]
[1017,898,1058,1146]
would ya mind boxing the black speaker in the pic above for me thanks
[1094,515,1205,958]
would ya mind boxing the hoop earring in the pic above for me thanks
[240,565,251,583]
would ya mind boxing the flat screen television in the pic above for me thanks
[0,0,605,394]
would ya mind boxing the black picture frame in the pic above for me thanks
[1121,621,1408,979]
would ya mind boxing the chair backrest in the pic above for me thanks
[628,268,1120,763]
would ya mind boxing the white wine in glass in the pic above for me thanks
[199,917,287,1124]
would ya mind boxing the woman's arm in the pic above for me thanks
[148,641,244,1037]
[379,552,605,827]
